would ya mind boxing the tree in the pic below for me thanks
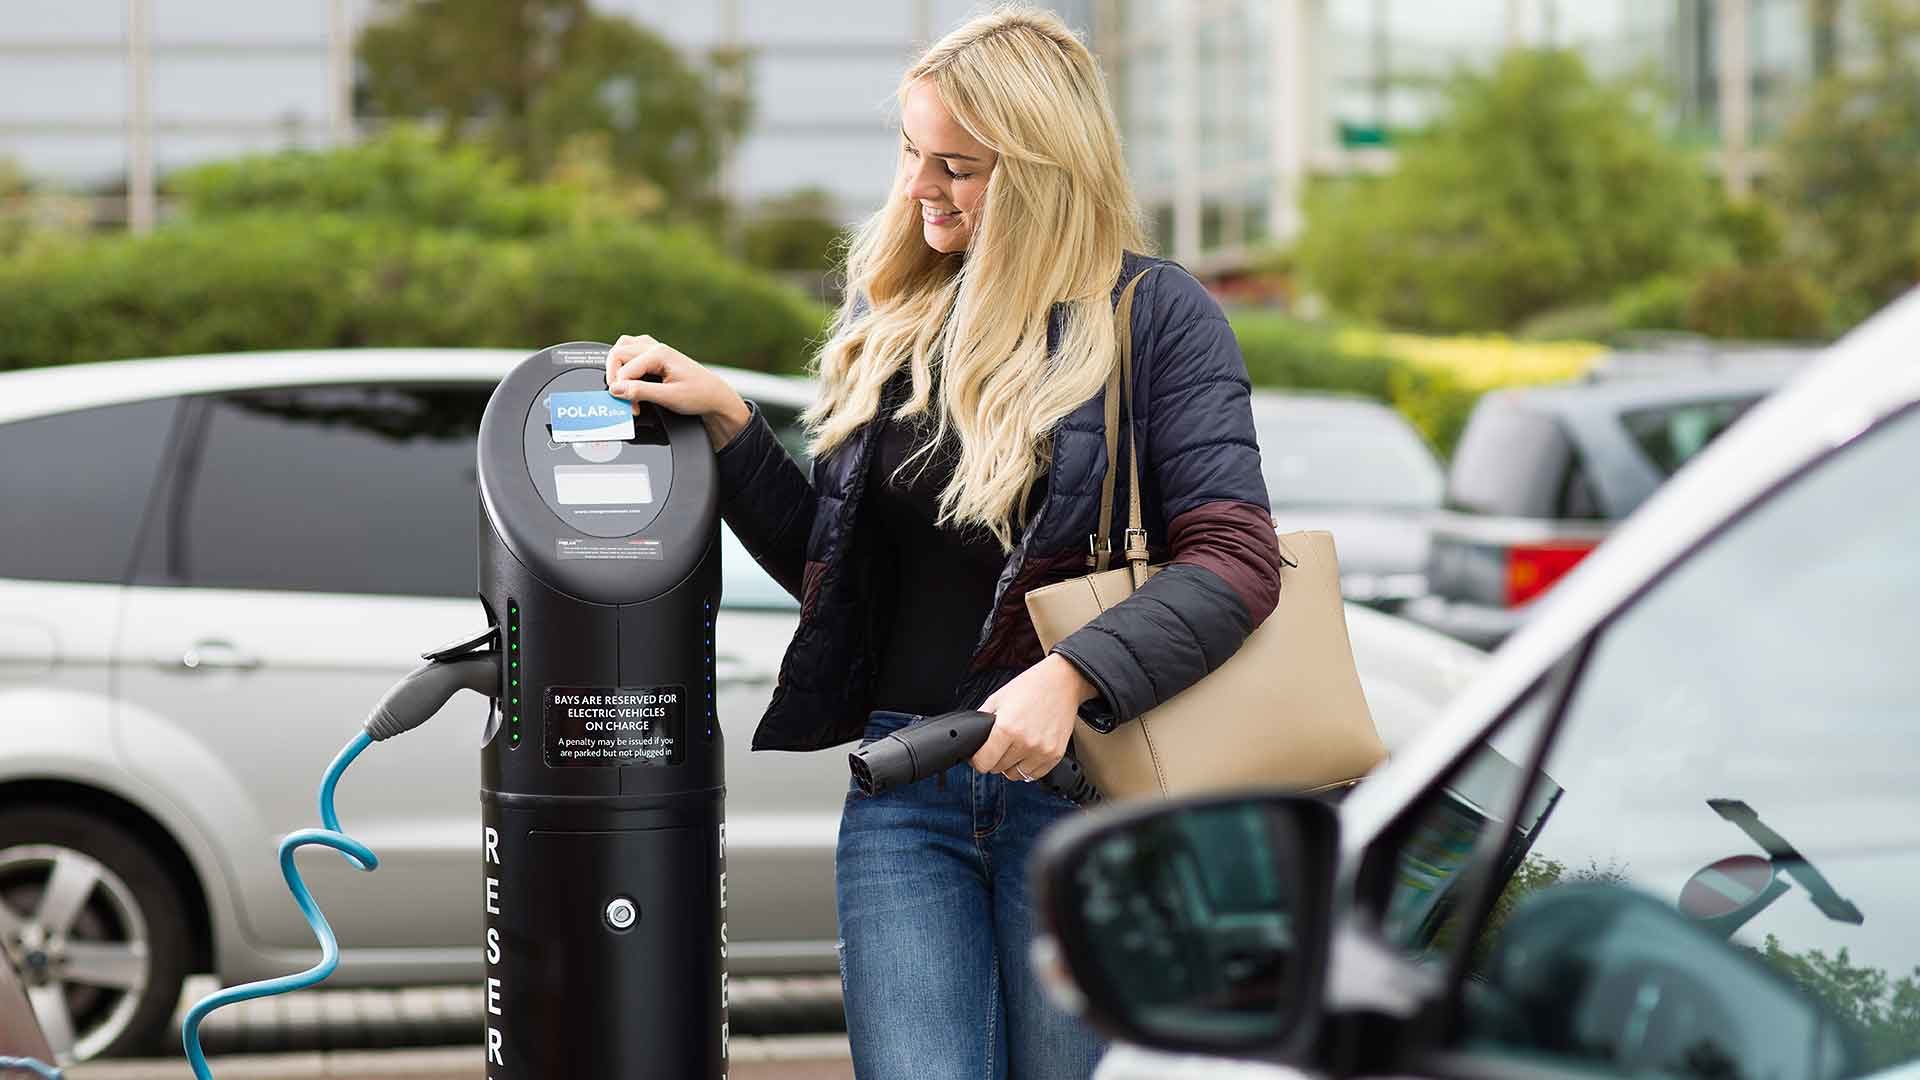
[1295,49,1721,333]
[1755,935,1920,1071]
[1774,0,1920,324]
[356,0,748,222]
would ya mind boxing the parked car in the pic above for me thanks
[0,347,1484,1060]
[1034,291,1920,1080]
[1252,392,1443,612]
[1585,340,1820,382]
[1404,372,1783,648]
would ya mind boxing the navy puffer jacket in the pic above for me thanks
[715,251,1282,752]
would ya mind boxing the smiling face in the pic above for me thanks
[899,79,998,254]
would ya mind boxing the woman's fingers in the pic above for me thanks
[969,721,1013,775]
[969,715,1065,779]
[612,350,671,391]
[603,336,742,426]
[607,335,655,388]
[1006,749,1064,781]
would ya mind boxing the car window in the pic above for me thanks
[1387,406,1920,1077]
[1372,669,1567,958]
[1620,397,1760,477]
[176,385,490,597]
[0,398,180,584]
[1446,398,1604,520]
[1254,404,1443,511]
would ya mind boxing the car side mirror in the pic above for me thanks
[1474,884,1862,1079]
[1031,793,1339,1057]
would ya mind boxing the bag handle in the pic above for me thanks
[1091,265,1160,578]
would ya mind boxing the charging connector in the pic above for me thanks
[180,640,499,1079]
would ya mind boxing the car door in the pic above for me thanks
[1354,401,1920,1078]
[1,397,180,717]
[115,383,492,959]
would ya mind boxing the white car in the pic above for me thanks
[0,347,1482,1061]
[1036,290,1920,1079]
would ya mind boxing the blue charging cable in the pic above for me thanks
[0,1057,60,1078]
[179,732,379,1080]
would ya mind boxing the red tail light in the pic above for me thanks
[1506,541,1597,607]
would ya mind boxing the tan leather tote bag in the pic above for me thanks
[1024,268,1389,800]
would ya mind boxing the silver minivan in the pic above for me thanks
[0,348,1484,1061]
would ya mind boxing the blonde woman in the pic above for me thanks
[605,7,1281,1077]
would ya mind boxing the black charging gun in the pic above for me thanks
[848,710,1102,806]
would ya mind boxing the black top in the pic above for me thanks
[865,371,1039,715]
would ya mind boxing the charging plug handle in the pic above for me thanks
[365,652,499,741]
[849,710,1102,806]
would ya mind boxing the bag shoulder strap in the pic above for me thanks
[1092,264,1161,571]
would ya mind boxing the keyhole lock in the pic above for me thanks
[604,896,638,931]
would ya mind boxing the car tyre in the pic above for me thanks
[0,807,193,1061]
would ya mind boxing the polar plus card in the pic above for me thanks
[548,390,635,443]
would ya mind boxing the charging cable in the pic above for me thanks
[178,646,498,1080]
[0,1058,60,1078]
[180,731,377,1079]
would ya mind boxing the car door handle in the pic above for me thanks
[175,639,261,673]
[715,652,773,688]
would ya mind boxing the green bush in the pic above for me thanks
[1514,301,1628,343]
[1711,198,1787,265]
[1609,274,1695,334]
[488,225,829,373]
[167,127,588,236]
[742,189,848,272]
[1229,311,1479,456]
[1296,49,1720,333]
[0,212,826,374]
[168,125,676,237]
[1684,264,1832,341]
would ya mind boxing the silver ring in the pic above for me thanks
[1016,766,1034,782]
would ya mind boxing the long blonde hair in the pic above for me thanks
[803,5,1150,550]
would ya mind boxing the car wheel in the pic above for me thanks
[0,808,192,1061]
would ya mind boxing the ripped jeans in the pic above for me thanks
[835,709,1107,1080]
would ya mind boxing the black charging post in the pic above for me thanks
[476,341,727,1078]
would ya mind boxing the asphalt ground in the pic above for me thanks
[46,977,854,1078]
[163,977,843,1056]
[66,1039,854,1079]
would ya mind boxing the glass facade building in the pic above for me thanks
[0,0,1853,267]
[1099,0,1849,269]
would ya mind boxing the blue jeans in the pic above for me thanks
[836,710,1108,1080]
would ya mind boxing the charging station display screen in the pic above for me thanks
[553,464,653,505]
[544,685,686,767]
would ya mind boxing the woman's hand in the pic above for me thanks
[604,334,752,450]
[969,653,1100,782]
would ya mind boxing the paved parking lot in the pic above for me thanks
[162,977,844,1057]
[51,978,855,1078]
[67,1040,853,1079]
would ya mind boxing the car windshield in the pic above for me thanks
[1254,400,1443,511]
